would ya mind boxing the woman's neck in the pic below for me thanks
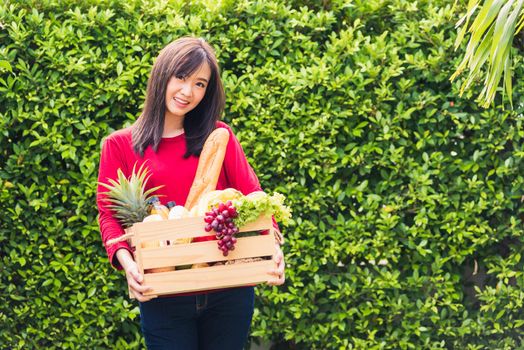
[163,114,185,137]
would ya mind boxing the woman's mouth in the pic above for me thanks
[173,97,190,108]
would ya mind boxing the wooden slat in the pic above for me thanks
[140,234,275,269]
[237,216,273,233]
[128,215,276,297]
[133,216,206,241]
[132,215,272,244]
[143,260,276,295]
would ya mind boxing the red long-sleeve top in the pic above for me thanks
[97,121,269,270]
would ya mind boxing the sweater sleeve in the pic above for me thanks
[96,136,133,270]
[219,123,280,234]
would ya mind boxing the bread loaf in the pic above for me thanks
[185,128,230,210]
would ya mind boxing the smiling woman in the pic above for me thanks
[95,37,285,350]
[164,63,211,122]
[132,37,225,158]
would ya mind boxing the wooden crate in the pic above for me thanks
[128,215,277,296]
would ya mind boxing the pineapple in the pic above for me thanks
[99,162,163,228]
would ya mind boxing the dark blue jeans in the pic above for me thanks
[139,286,255,350]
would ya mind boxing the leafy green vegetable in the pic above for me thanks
[233,192,292,228]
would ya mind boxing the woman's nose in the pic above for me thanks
[180,82,192,96]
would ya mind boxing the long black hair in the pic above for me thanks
[132,37,225,157]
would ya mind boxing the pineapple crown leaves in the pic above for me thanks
[98,161,164,226]
[98,162,163,199]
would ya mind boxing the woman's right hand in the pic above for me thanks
[116,249,157,302]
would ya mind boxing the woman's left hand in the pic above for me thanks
[267,244,285,286]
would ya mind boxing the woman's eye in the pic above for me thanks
[196,82,206,88]
[175,75,185,80]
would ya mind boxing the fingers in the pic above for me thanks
[273,251,283,264]
[127,269,149,292]
[130,269,143,283]
[271,260,285,276]
[267,255,286,286]
[126,269,157,302]
[267,271,285,286]
[271,248,285,275]
[129,281,157,302]
[267,267,285,279]
[132,289,157,302]
[128,276,152,294]
[273,244,283,263]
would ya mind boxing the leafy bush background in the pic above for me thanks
[1,0,523,349]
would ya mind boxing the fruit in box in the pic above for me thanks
[99,164,175,272]
[195,188,243,216]
[143,214,163,222]
[168,205,189,220]
[204,200,240,256]
[99,163,164,228]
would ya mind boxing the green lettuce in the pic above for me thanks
[232,192,292,227]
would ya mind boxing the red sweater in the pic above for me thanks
[97,121,266,270]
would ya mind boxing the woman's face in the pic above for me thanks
[165,62,211,119]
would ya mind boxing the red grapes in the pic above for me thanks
[204,201,239,256]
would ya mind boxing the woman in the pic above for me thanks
[96,37,285,349]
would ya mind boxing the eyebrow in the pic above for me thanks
[197,77,209,83]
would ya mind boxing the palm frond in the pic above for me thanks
[454,1,480,48]
[451,0,524,108]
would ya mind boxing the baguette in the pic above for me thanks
[185,128,230,210]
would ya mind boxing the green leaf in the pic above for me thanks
[0,60,12,72]
[116,61,123,76]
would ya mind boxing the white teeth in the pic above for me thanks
[174,97,189,104]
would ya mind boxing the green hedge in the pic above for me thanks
[1,0,523,349]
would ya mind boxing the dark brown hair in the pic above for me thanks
[132,37,225,157]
